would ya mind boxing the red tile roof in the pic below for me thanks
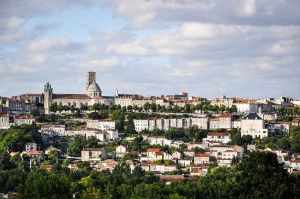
[26,150,43,155]
[147,148,160,152]
[219,114,231,118]
[194,154,209,157]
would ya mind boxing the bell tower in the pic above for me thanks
[43,82,53,114]
[86,72,96,91]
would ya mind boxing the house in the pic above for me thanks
[86,119,116,130]
[172,151,182,159]
[81,148,106,161]
[194,154,210,165]
[0,114,10,129]
[209,145,244,159]
[147,148,161,157]
[134,119,149,132]
[116,145,128,158]
[178,158,191,167]
[187,142,203,150]
[247,144,256,151]
[45,145,61,155]
[21,150,43,163]
[290,160,300,171]
[217,157,233,166]
[183,149,195,157]
[232,120,241,129]
[25,142,37,151]
[40,125,66,137]
[209,114,232,130]
[241,113,268,138]
[146,148,166,161]
[203,132,231,144]
[91,159,118,172]
[190,165,207,176]
[233,102,257,114]
[14,115,35,126]
[291,119,300,127]
[145,136,172,146]
[191,117,209,129]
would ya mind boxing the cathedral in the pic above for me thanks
[43,72,113,114]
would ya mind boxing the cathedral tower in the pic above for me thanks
[43,82,53,114]
[86,72,102,98]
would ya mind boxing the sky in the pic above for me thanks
[0,0,299,99]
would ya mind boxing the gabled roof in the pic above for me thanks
[243,113,262,120]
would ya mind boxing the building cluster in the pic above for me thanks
[1,71,300,177]
[0,114,35,129]
[1,72,299,117]
[40,119,119,142]
[133,113,269,138]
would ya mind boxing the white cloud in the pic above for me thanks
[27,38,71,52]
[237,0,257,18]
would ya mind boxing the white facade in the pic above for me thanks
[241,113,268,138]
[87,119,116,130]
[0,115,9,129]
[133,117,209,132]
[191,117,208,129]
[233,103,257,114]
[41,125,66,136]
[203,132,231,144]
[133,119,149,132]
[209,114,232,130]
[14,116,35,126]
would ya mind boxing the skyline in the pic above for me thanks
[1,0,300,98]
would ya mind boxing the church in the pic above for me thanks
[43,72,113,114]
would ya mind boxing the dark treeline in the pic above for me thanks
[0,151,300,199]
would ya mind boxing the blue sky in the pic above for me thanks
[0,0,299,99]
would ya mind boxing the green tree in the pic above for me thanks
[20,169,72,199]
[67,136,87,157]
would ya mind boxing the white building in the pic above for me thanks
[203,132,231,144]
[241,113,268,138]
[145,136,172,146]
[209,114,232,130]
[194,154,210,165]
[233,102,258,114]
[14,115,35,126]
[133,119,149,132]
[191,117,208,129]
[0,114,9,129]
[41,125,66,136]
[87,119,116,130]
[116,145,128,158]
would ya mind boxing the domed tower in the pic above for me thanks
[43,82,53,114]
[86,72,102,98]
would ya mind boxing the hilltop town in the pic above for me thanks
[0,72,300,198]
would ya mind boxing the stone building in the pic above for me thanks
[43,72,113,114]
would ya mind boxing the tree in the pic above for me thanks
[49,103,58,113]
[236,151,290,199]
[79,187,102,199]
[20,169,72,199]
[276,137,289,150]
[67,136,87,157]
[30,109,40,117]
[125,114,136,135]
[143,102,151,112]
